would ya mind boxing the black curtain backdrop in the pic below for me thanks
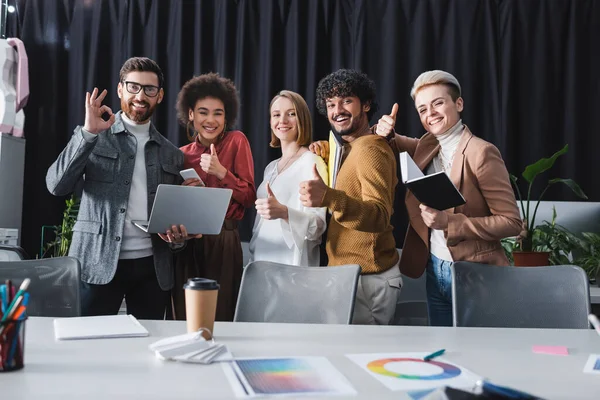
[6,0,600,258]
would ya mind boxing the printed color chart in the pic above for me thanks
[236,358,332,394]
[223,357,356,397]
[347,352,481,392]
[367,358,462,380]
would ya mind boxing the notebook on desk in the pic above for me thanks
[53,315,149,340]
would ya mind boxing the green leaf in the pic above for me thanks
[522,144,568,183]
[547,178,588,200]
[41,194,81,258]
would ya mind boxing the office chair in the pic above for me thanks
[0,244,28,261]
[392,248,429,326]
[452,261,590,329]
[234,261,360,324]
[0,257,81,317]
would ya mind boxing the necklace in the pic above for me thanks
[438,149,456,174]
[269,147,302,184]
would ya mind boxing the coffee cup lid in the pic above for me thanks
[183,277,219,290]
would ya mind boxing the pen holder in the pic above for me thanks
[0,318,27,372]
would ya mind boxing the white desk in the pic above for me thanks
[590,285,600,304]
[1,318,599,399]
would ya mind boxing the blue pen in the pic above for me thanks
[22,292,29,307]
[0,285,6,315]
[7,320,21,367]
[19,293,30,320]
[1,278,30,322]
[424,349,446,361]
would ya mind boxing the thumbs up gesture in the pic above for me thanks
[200,143,227,179]
[375,103,398,138]
[299,164,327,207]
[255,182,289,221]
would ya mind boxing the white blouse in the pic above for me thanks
[249,151,328,266]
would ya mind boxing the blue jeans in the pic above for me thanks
[426,254,454,326]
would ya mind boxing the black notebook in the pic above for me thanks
[400,152,466,210]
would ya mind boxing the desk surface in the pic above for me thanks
[1,318,599,399]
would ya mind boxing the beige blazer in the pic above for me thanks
[389,126,522,278]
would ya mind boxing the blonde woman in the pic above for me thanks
[376,70,521,326]
[249,90,328,266]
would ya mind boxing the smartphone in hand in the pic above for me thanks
[180,168,205,186]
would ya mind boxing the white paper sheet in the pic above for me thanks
[53,315,148,340]
[346,352,480,393]
[583,354,600,374]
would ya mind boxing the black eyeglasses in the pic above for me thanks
[123,81,160,97]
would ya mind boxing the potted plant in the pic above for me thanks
[528,207,580,265]
[40,195,80,258]
[501,207,580,266]
[510,144,587,266]
[573,232,600,287]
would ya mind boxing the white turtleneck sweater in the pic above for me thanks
[118,113,153,260]
[426,119,464,262]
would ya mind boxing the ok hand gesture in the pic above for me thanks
[83,88,115,134]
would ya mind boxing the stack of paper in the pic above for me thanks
[53,315,149,340]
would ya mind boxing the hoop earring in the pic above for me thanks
[218,123,227,142]
[186,121,197,142]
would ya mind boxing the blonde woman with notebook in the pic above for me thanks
[249,90,328,266]
[376,70,521,326]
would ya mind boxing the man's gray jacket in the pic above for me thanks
[46,112,184,290]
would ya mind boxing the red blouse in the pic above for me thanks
[180,130,256,221]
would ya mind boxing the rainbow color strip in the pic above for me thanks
[367,358,461,380]
[236,358,334,394]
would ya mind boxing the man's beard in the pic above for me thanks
[330,114,362,143]
[121,98,156,123]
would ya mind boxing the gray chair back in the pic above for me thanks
[241,241,251,267]
[0,245,28,261]
[0,257,81,317]
[451,262,590,329]
[234,261,360,324]
[393,249,429,326]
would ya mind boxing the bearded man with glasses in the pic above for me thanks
[46,57,192,319]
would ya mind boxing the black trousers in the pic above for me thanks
[80,256,169,320]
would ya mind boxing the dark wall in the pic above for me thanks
[7,0,599,257]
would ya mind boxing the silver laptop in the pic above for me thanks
[132,184,232,235]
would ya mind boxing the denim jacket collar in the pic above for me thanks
[110,111,163,146]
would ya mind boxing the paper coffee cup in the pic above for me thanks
[183,278,219,338]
